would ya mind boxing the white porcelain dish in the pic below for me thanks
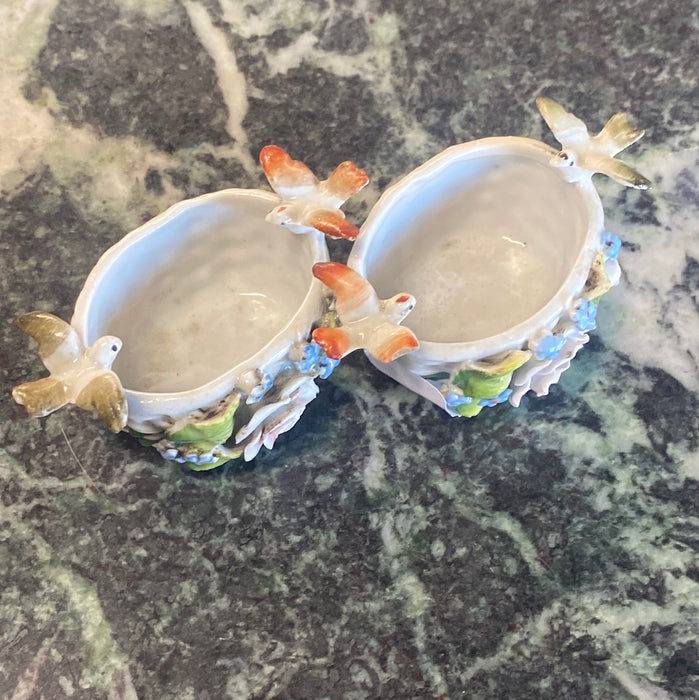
[13,97,649,460]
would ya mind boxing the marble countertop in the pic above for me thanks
[1,0,697,698]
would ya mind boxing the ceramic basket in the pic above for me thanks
[12,98,649,467]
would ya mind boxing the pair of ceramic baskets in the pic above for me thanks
[13,98,650,468]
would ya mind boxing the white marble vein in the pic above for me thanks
[183,0,257,174]
[598,145,699,394]
[0,0,183,232]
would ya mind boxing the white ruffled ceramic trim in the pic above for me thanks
[509,326,589,407]
[235,375,319,461]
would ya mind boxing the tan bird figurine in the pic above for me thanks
[536,96,651,189]
[311,262,419,363]
[12,311,127,433]
[260,145,369,240]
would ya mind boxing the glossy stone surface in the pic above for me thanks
[1,0,697,698]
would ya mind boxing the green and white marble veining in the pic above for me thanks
[1,0,697,698]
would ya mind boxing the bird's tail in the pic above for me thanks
[312,327,352,360]
[12,377,68,417]
[601,112,645,152]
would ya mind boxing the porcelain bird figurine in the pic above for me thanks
[536,96,651,189]
[260,145,369,240]
[13,311,127,433]
[311,262,419,363]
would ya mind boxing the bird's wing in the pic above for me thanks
[306,209,360,241]
[593,112,644,155]
[319,161,369,207]
[312,327,352,360]
[584,154,652,190]
[312,262,379,321]
[367,324,419,363]
[17,311,82,371]
[536,97,589,146]
[259,145,318,199]
[12,377,68,417]
[75,371,128,433]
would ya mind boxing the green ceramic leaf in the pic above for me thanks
[453,369,511,400]
[454,402,483,417]
[166,393,240,446]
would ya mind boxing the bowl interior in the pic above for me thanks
[83,193,317,393]
[361,147,592,343]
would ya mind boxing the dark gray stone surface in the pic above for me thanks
[1,0,697,698]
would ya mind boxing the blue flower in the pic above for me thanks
[247,372,274,403]
[445,391,473,408]
[290,341,339,378]
[534,331,566,361]
[601,232,622,260]
[294,342,321,372]
[571,298,597,332]
[478,388,513,407]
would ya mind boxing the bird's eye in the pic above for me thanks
[111,344,118,352]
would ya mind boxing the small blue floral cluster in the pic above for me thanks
[158,444,219,465]
[601,231,622,260]
[478,388,513,408]
[531,302,597,364]
[292,340,340,379]
[444,387,513,410]
[534,332,566,361]
[247,372,274,404]
[571,298,598,332]
[532,312,595,366]
[245,341,339,406]
[444,391,471,409]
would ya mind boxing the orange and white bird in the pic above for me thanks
[536,96,651,189]
[311,262,419,363]
[259,145,369,241]
[12,311,127,433]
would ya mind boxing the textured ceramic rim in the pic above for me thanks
[348,136,605,365]
[71,188,329,422]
